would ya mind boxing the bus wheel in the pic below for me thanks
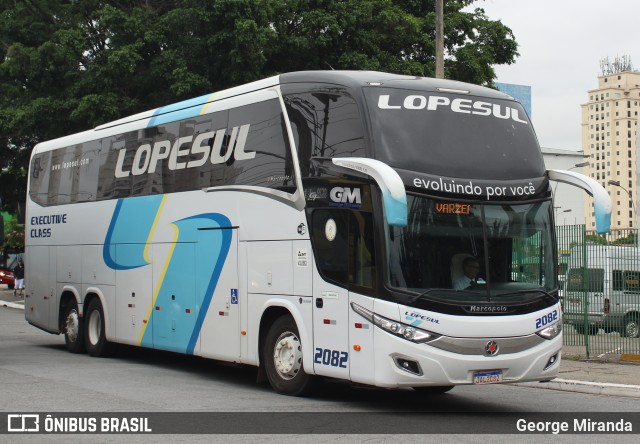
[413,386,454,394]
[621,316,639,338]
[263,315,315,396]
[63,301,85,354]
[84,298,113,357]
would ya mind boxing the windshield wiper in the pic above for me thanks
[409,288,478,304]
[492,288,553,299]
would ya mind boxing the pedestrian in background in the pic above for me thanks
[13,260,24,297]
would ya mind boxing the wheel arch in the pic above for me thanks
[257,300,314,375]
[624,310,640,320]
[82,288,113,341]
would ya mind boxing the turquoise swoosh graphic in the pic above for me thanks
[103,196,165,270]
[141,213,232,354]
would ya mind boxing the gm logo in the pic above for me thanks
[329,187,361,208]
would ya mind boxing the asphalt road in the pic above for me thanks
[1,305,639,442]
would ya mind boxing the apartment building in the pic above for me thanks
[581,70,640,232]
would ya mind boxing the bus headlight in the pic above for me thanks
[536,321,562,340]
[351,302,440,343]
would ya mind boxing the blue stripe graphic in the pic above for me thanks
[103,196,164,270]
[147,93,212,127]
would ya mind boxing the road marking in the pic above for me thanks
[0,300,25,310]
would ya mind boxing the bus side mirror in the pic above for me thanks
[547,169,612,234]
[332,158,408,227]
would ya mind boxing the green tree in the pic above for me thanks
[0,0,518,212]
[2,216,24,250]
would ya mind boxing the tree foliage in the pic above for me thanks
[2,215,24,249]
[0,0,518,214]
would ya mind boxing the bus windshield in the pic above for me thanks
[386,195,557,303]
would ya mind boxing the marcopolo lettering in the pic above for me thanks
[115,124,254,178]
[468,305,510,313]
[378,94,528,124]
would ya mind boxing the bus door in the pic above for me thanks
[310,209,350,379]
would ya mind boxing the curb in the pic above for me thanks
[515,378,640,398]
[0,300,25,310]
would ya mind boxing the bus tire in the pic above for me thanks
[84,298,113,357]
[621,315,639,338]
[263,315,316,396]
[63,300,85,354]
[413,385,454,394]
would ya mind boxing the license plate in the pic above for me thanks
[473,370,503,384]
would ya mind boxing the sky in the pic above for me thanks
[471,0,640,151]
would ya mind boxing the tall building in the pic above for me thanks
[581,64,640,232]
[495,82,532,118]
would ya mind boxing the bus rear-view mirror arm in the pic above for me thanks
[331,158,408,227]
[547,169,612,234]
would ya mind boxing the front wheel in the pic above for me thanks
[84,298,113,357]
[63,300,85,354]
[263,315,316,396]
[621,316,639,338]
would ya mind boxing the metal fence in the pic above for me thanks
[557,225,640,357]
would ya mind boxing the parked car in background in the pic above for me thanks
[0,247,21,290]
[0,266,14,289]
[564,244,640,338]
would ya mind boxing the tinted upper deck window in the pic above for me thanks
[364,87,544,180]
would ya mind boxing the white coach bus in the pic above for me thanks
[25,71,611,395]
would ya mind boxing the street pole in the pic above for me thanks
[436,0,444,78]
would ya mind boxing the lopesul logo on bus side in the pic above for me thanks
[114,124,254,178]
[378,94,528,125]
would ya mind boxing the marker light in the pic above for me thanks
[350,303,440,344]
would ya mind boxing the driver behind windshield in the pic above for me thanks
[453,257,481,290]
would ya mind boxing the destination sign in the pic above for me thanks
[435,202,472,215]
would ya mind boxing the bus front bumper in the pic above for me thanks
[371,329,562,389]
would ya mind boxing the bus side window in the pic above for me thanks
[312,210,349,285]
[227,98,295,190]
[310,209,376,290]
[349,211,376,289]
[283,86,367,177]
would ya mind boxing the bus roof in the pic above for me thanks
[280,70,509,100]
[31,71,512,156]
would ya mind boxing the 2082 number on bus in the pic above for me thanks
[535,310,558,329]
[314,348,348,368]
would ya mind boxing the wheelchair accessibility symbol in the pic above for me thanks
[230,289,238,305]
